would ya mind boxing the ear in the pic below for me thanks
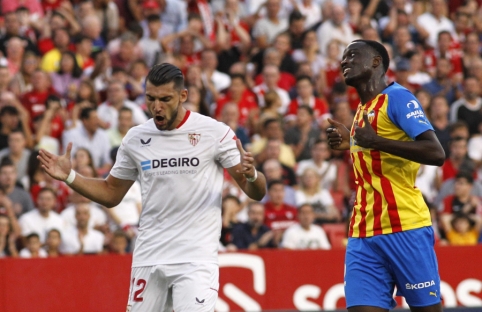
[373,55,382,69]
[179,88,188,103]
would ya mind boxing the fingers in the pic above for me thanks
[236,139,245,155]
[65,142,73,159]
[327,118,342,127]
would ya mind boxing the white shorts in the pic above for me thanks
[126,262,219,312]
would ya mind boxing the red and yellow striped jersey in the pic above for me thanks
[349,83,433,237]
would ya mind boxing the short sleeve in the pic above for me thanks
[216,125,240,169]
[386,88,434,140]
[110,138,138,181]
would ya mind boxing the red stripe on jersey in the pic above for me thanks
[356,151,369,237]
[368,94,386,235]
[358,150,383,235]
[220,129,231,142]
[370,150,402,232]
[176,110,191,129]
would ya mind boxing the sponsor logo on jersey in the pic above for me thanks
[405,280,435,290]
[140,138,151,146]
[406,110,425,119]
[406,100,420,109]
[195,297,205,305]
[367,110,375,123]
[140,158,200,171]
[188,133,201,146]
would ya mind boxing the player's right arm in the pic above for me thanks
[38,143,134,208]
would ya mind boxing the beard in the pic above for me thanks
[154,105,180,131]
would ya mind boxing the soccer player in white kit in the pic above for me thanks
[37,63,267,312]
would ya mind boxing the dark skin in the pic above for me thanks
[327,42,444,312]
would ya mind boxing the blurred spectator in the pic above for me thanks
[417,0,456,48]
[107,107,134,147]
[421,58,457,105]
[440,172,482,217]
[110,32,139,71]
[0,11,39,56]
[61,193,107,231]
[50,51,83,100]
[438,137,472,185]
[93,0,120,41]
[286,76,328,122]
[138,14,163,68]
[10,51,38,97]
[295,167,340,224]
[424,31,463,81]
[292,0,320,30]
[229,202,276,250]
[0,159,34,217]
[287,9,305,50]
[252,118,296,168]
[449,77,482,136]
[44,228,62,257]
[462,32,481,74]
[407,53,432,89]
[261,158,296,206]
[0,213,19,258]
[0,106,23,151]
[18,187,64,244]
[219,103,250,148]
[0,65,11,94]
[253,64,290,114]
[260,147,297,187]
[109,230,129,254]
[81,14,106,52]
[215,74,258,128]
[74,35,95,71]
[281,203,331,249]
[296,139,337,190]
[445,213,481,246]
[4,37,26,75]
[186,85,210,116]
[292,30,324,76]
[62,107,112,171]
[394,58,414,93]
[0,130,31,181]
[264,180,297,229]
[258,90,282,125]
[391,26,416,60]
[285,105,322,161]
[21,70,57,121]
[61,203,105,254]
[200,49,231,92]
[416,164,439,204]
[429,95,451,156]
[252,0,288,49]
[40,28,72,73]
[19,232,47,258]
[317,40,343,97]
[97,80,148,130]
[316,4,356,59]
[254,46,296,91]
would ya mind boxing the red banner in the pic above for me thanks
[0,247,481,312]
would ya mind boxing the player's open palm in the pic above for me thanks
[326,118,350,150]
[38,142,73,182]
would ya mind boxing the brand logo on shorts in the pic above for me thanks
[195,297,205,305]
[406,280,435,290]
[430,291,438,297]
[188,133,201,146]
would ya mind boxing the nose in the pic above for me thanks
[341,57,348,67]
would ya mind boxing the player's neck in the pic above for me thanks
[169,107,188,130]
[356,77,387,105]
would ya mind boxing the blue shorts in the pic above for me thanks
[344,226,441,309]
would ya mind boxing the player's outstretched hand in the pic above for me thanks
[236,139,256,179]
[326,118,350,150]
[37,142,73,182]
[354,111,377,148]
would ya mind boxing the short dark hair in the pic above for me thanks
[230,73,246,84]
[456,171,473,184]
[26,233,40,241]
[267,179,284,190]
[0,105,19,117]
[352,39,390,73]
[145,63,184,90]
[146,14,161,23]
[298,104,314,116]
[289,9,305,24]
[263,118,280,130]
[296,75,313,85]
[0,157,15,169]
[80,107,96,120]
[119,106,133,115]
[47,228,62,238]
[437,30,452,40]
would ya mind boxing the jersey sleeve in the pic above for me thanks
[215,123,241,169]
[109,137,138,181]
[386,88,434,140]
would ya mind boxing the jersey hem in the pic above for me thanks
[349,222,432,238]
[132,259,219,268]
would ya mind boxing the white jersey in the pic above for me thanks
[110,111,240,267]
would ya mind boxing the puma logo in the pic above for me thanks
[429,291,437,297]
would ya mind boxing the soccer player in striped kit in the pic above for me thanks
[327,40,445,312]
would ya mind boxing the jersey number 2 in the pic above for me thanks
[132,278,146,302]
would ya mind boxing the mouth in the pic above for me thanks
[154,115,166,125]
[342,67,351,77]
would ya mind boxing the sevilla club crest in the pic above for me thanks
[188,133,201,146]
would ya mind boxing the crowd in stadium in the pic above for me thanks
[0,0,482,258]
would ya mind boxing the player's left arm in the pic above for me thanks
[354,90,445,166]
[226,140,267,201]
